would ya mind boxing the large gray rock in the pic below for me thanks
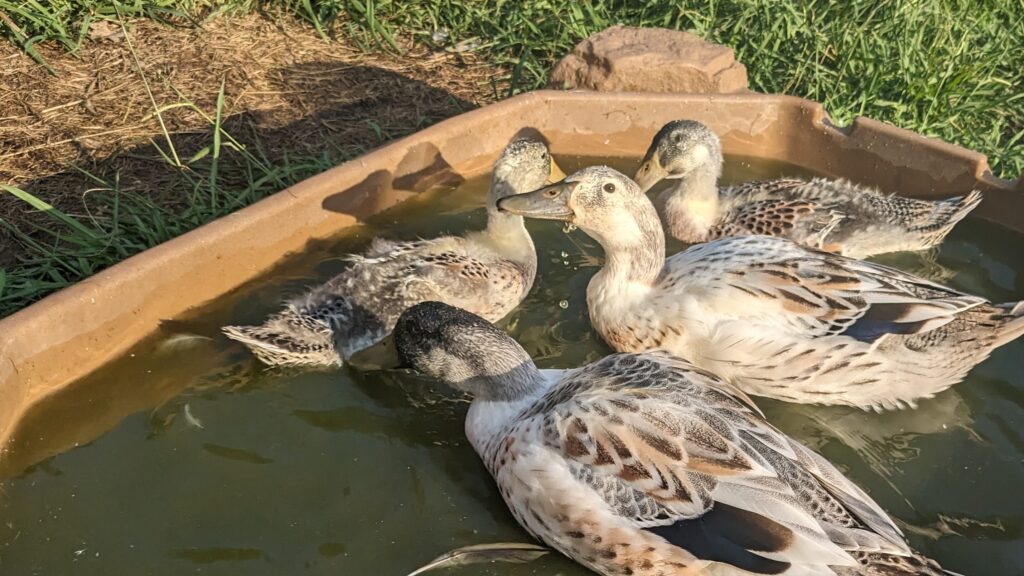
[549,25,748,94]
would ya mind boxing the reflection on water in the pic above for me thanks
[1,157,1022,576]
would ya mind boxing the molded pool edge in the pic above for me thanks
[1,90,1021,447]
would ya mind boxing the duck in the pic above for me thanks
[633,119,982,259]
[393,301,954,576]
[498,166,1024,410]
[222,136,560,367]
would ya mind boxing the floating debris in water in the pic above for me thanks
[406,542,548,576]
[183,404,204,429]
[558,300,569,309]
[562,223,578,233]
[155,333,214,356]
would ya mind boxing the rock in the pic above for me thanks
[548,25,748,94]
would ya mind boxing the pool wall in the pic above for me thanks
[1,91,1021,446]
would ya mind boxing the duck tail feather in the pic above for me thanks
[935,189,983,228]
[222,317,340,368]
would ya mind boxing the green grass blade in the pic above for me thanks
[1,185,102,241]
[116,7,182,167]
[209,78,226,208]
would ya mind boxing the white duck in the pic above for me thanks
[393,301,954,576]
[222,136,560,367]
[498,166,1024,410]
[634,120,982,259]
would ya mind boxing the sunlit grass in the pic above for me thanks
[318,0,1024,176]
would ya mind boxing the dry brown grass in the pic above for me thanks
[0,14,504,264]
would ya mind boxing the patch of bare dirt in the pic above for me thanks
[0,14,505,263]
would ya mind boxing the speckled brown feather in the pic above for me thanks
[523,167,1024,410]
[222,138,552,367]
[640,119,982,258]
[602,232,1024,410]
[714,179,981,258]
[472,352,945,575]
[712,181,846,251]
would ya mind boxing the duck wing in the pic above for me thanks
[721,178,807,201]
[344,237,499,309]
[302,237,503,356]
[713,195,847,250]
[524,352,909,573]
[665,235,985,342]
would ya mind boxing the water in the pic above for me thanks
[2,156,1022,575]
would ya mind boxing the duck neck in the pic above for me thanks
[658,161,722,243]
[483,179,536,265]
[464,365,549,457]
[589,202,666,305]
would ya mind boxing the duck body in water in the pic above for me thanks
[499,166,1024,410]
[393,301,955,576]
[222,137,558,367]
[634,120,981,259]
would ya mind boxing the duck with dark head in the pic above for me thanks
[393,301,955,576]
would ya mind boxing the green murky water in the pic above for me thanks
[1,156,1022,575]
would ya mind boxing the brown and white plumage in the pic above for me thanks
[499,166,1024,410]
[221,137,557,367]
[393,302,953,576]
[634,120,982,258]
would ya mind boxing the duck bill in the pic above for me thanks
[546,157,567,184]
[497,183,575,222]
[346,333,401,371]
[634,156,670,194]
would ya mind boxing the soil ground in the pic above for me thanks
[0,15,503,265]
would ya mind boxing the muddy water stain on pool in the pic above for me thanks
[1,157,1022,575]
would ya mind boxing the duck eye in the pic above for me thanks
[603,183,616,193]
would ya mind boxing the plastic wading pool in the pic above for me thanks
[1,90,1021,453]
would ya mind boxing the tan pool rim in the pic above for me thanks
[1,90,1021,448]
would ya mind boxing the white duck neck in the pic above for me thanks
[593,201,666,289]
[658,161,722,243]
[464,369,557,459]
[483,179,536,263]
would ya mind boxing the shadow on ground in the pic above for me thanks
[0,62,477,266]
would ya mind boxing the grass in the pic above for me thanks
[2,0,1024,317]
[329,0,1024,176]
[0,75,340,317]
[0,157,335,315]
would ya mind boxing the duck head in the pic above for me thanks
[634,119,723,193]
[490,136,566,205]
[497,166,663,253]
[393,302,543,402]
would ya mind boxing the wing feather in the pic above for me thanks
[348,237,495,301]
[525,353,913,571]
[713,198,845,244]
[666,236,985,340]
